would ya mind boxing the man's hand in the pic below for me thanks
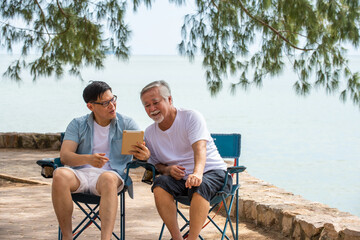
[129,141,151,161]
[168,165,186,180]
[89,153,109,168]
[185,172,203,189]
[61,140,109,167]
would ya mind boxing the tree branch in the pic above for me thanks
[57,0,69,17]
[211,0,219,9]
[0,20,56,35]
[54,0,73,36]
[34,0,51,51]
[237,0,314,51]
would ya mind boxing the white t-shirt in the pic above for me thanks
[82,121,112,170]
[145,108,226,179]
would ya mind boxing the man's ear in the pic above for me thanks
[168,96,173,105]
[87,102,94,111]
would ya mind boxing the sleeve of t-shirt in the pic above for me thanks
[63,118,80,143]
[186,110,211,145]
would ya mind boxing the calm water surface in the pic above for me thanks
[1,54,359,217]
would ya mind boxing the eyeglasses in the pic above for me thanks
[91,95,117,107]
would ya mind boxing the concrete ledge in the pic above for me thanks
[0,132,61,150]
[235,172,360,240]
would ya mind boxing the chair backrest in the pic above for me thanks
[211,133,241,162]
[54,132,66,168]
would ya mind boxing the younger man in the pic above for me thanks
[52,81,149,240]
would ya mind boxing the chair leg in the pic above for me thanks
[120,191,125,240]
[220,196,236,240]
[236,172,240,240]
[74,203,100,232]
[73,202,102,239]
[207,216,231,240]
[58,226,62,240]
[159,223,166,240]
[206,196,236,240]
[58,196,122,239]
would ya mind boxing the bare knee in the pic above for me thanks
[191,192,205,201]
[52,168,78,191]
[153,186,166,196]
[97,172,121,195]
[153,187,173,202]
[191,192,209,205]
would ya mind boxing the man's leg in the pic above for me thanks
[52,168,80,240]
[153,186,183,240]
[96,171,122,240]
[187,193,210,240]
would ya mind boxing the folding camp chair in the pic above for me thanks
[158,133,246,240]
[36,133,155,240]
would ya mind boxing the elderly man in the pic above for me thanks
[138,80,232,240]
[52,81,149,240]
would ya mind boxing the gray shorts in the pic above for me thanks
[151,169,232,203]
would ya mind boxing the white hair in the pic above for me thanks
[140,80,171,100]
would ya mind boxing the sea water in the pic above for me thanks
[1,54,359,217]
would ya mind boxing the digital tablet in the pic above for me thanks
[121,130,144,155]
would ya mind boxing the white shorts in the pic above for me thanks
[56,167,124,196]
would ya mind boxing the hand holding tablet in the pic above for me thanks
[121,130,144,155]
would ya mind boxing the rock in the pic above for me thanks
[233,172,360,240]
[0,133,61,150]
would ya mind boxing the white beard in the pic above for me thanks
[153,115,164,123]
[150,110,164,123]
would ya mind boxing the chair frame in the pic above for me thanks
[37,133,156,240]
[60,193,122,240]
[158,133,246,240]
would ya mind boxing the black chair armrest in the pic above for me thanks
[126,159,154,170]
[124,160,157,184]
[227,165,246,175]
[36,158,57,178]
[218,166,246,192]
[36,157,64,178]
[36,159,56,168]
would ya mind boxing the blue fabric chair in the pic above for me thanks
[158,133,246,240]
[36,133,155,240]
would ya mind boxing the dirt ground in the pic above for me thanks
[0,148,289,239]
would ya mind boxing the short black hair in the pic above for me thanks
[83,81,112,103]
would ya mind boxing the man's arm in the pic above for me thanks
[185,140,207,189]
[130,140,186,179]
[156,163,186,180]
[60,140,109,168]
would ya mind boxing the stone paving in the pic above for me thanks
[0,149,287,239]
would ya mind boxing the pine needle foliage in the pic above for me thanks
[1,0,360,107]
[1,0,131,81]
[178,0,360,107]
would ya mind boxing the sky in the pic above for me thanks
[125,1,195,55]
